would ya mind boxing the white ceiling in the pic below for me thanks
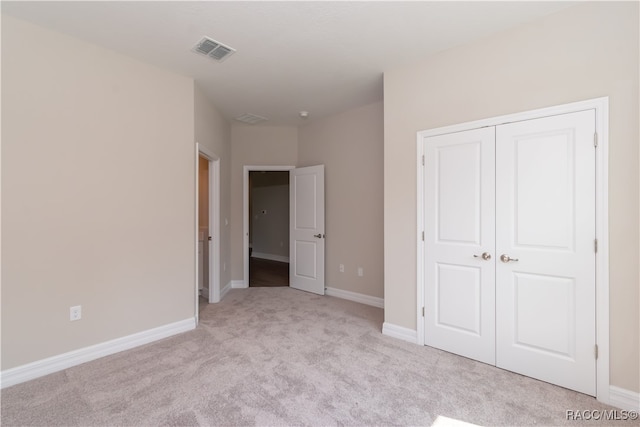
[2,1,576,125]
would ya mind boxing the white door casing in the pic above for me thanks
[495,110,596,395]
[207,156,220,304]
[424,127,496,365]
[290,165,325,295]
[418,98,607,399]
[195,144,220,312]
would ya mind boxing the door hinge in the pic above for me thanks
[594,238,598,253]
[594,132,598,147]
[595,344,599,359]
[422,155,425,166]
[422,231,424,241]
[422,307,425,317]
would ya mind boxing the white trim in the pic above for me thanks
[251,252,290,263]
[417,97,609,139]
[325,287,384,308]
[231,279,247,289]
[220,281,233,299]
[195,146,200,323]
[593,99,610,404]
[416,97,610,403]
[0,318,195,389]
[243,165,295,287]
[196,144,221,318]
[209,157,221,304]
[416,138,425,346]
[382,322,418,344]
[609,386,640,411]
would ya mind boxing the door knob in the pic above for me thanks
[474,252,491,261]
[500,254,519,263]
[313,233,324,238]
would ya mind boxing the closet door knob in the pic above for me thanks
[500,254,519,263]
[474,252,491,261]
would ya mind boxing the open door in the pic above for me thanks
[289,165,325,295]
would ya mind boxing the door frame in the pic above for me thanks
[416,97,609,403]
[196,143,221,317]
[242,165,295,287]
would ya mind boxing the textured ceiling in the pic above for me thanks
[2,1,575,125]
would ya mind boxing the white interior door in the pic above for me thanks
[495,110,596,395]
[290,165,325,295]
[424,127,496,365]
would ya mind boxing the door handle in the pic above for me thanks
[474,252,491,261]
[500,254,519,263]
[313,233,325,238]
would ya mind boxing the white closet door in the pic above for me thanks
[424,127,496,365]
[495,110,596,395]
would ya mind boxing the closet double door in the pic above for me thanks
[423,110,596,395]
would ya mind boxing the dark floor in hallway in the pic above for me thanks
[249,257,289,287]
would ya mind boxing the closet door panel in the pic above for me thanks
[495,110,596,396]
[423,127,496,365]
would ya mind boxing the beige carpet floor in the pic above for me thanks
[1,287,634,426]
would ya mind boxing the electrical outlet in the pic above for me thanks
[70,305,82,321]
[339,264,344,273]
[358,267,364,277]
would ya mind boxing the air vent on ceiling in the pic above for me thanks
[235,113,268,125]
[192,36,236,62]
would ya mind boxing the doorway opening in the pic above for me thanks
[243,165,326,294]
[249,171,289,287]
[196,144,221,322]
[248,170,290,287]
[198,155,210,307]
[243,166,295,287]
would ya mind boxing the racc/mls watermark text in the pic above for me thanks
[566,410,639,421]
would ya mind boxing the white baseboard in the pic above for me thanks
[382,322,418,344]
[252,252,289,263]
[325,287,384,308]
[0,317,196,389]
[609,385,640,411]
[231,279,247,289]
[220,281,232,299]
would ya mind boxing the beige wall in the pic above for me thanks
[194,86,232,289]
[384,2,639,392]
[1,16,196,369]
[230,125,298,282]
[298,102,384,298]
